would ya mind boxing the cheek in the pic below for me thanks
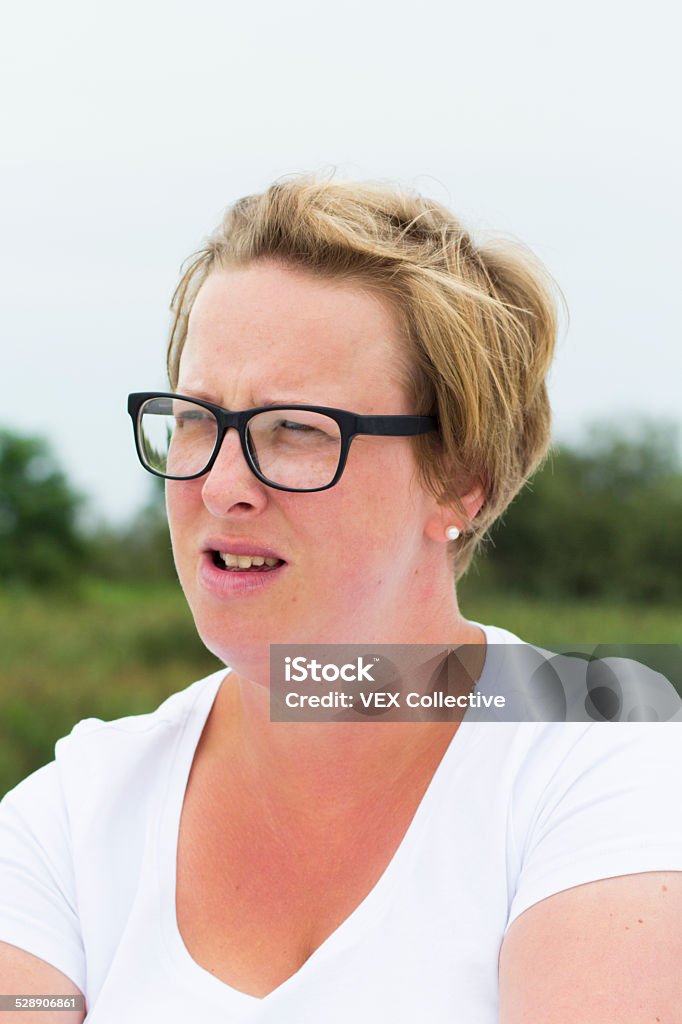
[341,441,421,533]
[299,459,415,581]
[165,480,202,547]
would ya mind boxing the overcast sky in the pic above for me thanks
[2,0,680,526]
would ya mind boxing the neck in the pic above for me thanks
[203,603,486,820]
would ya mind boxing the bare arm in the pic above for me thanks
[499,871,682,1023]
[0,942,85,1024]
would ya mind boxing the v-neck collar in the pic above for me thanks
[153,626,506,1010]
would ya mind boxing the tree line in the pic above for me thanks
[1,422,680,603]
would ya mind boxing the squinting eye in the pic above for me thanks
[280,420,316,432]
[175,411,212,426]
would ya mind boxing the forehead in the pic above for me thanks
[178,262,410,409]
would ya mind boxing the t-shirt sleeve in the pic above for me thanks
[0,758,86,993]
[506,722,682,930]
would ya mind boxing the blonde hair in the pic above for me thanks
[167,175,559,579]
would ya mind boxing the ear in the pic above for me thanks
[424,480,486,545]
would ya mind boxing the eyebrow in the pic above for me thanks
[177,386,315,408]
[177,386,223,404]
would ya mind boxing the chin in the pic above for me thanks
[196,606,299,673]
[227,654,273,689]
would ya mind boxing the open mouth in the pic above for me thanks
[210,550,286,573]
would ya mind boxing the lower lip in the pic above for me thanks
[198,551,287,596]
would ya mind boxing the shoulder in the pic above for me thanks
[2,666,227,839]
[499,721,682,1020]
[474,626,682,902]
[57,667,226,815]
[504,719,682,932]
[510,716,682,824]
[487,633,682,1019]
[59,667,225,758]
[0,667,227,992]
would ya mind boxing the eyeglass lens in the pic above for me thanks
[137,397,343,489]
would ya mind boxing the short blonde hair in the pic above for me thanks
[167,175,559,579]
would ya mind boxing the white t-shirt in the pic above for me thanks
[1,623,682,1023]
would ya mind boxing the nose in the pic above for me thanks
[200,426,269,518]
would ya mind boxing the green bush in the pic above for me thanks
[468,421,682,603]
[0,430,87,587]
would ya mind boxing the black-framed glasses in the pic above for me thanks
[127,392,439,493]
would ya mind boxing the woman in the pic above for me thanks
[1,177,680,1022]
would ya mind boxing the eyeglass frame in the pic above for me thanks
[127,391,439,493]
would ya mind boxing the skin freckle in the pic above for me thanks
[661,885,668,891]
[637,918,643,924]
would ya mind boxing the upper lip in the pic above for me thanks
[202,537,287,561]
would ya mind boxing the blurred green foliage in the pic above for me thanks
[87,476,177,583]
[0,430,88,587]
[465,420,682,603]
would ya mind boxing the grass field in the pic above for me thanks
[0,580,680,796]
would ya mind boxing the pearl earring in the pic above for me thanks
[445,526,460,541]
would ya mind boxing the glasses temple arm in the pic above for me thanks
[353,415,438,437]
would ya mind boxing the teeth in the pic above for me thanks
[219,552,280,569]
